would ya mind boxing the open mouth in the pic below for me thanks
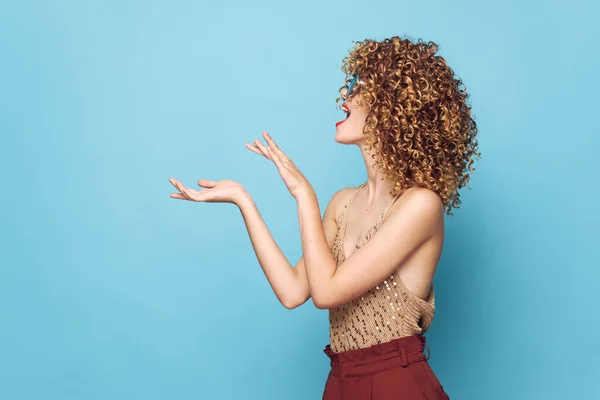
[336,103,351,127]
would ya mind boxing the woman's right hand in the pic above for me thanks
[169,178,246,205]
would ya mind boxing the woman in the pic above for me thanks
[169,36,480,399]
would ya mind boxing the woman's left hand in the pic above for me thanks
[169,178,246,205]
[246,131,313,199]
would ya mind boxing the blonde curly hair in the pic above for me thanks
[337,36,481,216]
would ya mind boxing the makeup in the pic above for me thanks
[336,102,351,128]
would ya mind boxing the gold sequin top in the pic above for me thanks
[328,182,435,353]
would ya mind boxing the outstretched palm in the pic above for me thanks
[169,178,244,204]
[170,131,311,204]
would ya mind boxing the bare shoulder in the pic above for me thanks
[328,185,362,222]
[393,186,445,226]
[402,187,443,208]
[333,185,360,206]
[320,184,362,232]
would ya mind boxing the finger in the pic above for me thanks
[266,143,292,169]
[262,131,287,160]
[169,178,191,199]
[197,179,217,188]
[245,142,270,160]
[174,180,193,200]
[184,186,208,202]
[169,178,180,190]
[262,131,281,151]
[170,193,189,200]
[182,187,201,201]
[267,147,285,171]
[253,139,273,160]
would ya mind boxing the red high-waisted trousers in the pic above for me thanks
[322,335,449,400]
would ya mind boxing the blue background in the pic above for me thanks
[1,0,598,399]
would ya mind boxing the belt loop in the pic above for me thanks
[395,338,409,367]
[338,359,345,378]
[423,342,430,361]
[399,348,408,367]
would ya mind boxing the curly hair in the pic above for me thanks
[337,36,481,216]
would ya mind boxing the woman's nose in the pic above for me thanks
[339,87,348,100]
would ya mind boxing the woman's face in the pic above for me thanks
[335,87,370,145]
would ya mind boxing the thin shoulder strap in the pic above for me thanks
[340,182,366,219]
[346,182,366,207]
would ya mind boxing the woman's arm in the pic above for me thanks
[240,131,440,310]
[236,188,343,309]
[297,187,443,309]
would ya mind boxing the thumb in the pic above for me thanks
[198,179,216,188]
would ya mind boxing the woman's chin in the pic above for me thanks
[334,131,352,144]
[335,122,362,144]
[334,127,345,143]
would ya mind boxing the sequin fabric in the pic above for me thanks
[328,182,436,353]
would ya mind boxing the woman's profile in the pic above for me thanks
[169,36,480,399]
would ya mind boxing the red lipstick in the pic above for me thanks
[336,103,351,127]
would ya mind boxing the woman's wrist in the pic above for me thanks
[294,184,317,204]
[235,187,255,209]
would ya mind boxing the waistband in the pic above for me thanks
[323,335,430,378]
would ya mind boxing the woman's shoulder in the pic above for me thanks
[334,183,364,205]
[326,183,364,223]
[336,183,364,200]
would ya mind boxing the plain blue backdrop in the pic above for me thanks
[1,0,598,399]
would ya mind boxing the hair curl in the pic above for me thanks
[337,36,481,216]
